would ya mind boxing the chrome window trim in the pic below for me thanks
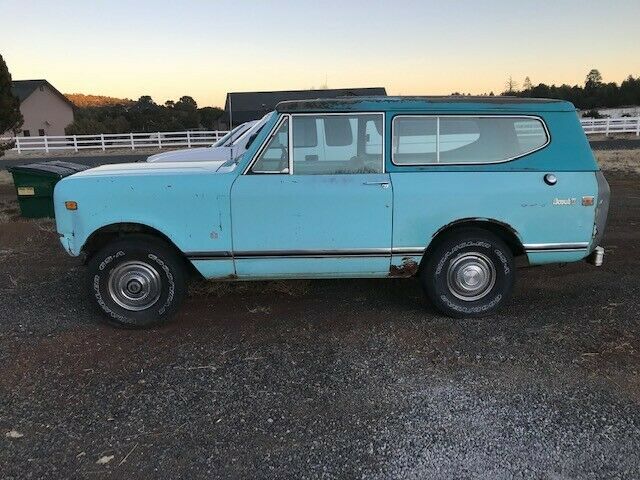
[243,114,291,175]
[289,111,386,175]
[390,114,551,166]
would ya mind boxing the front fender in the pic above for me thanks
[53,170,235,257]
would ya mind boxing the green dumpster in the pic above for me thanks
[9,161,89,218]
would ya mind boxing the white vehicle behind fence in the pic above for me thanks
[146,120,260,163]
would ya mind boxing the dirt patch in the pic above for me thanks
[0,194,19,224]
[0,169,13,186]
[596,149,640,174]
[190,279,311,298]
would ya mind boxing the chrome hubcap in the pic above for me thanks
[446,252,496,301]
[108,261,162,311]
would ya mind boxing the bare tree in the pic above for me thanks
[504,76,519,94]
[523,76,532,91]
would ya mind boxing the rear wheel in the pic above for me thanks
[87,235,187,328]
[421,229,515,317]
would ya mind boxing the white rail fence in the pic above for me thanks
[0,130,229,154]
[1,117,639,154]
[580,117,640,136]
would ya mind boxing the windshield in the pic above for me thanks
[220,112,275,167]
[211,123,249,148]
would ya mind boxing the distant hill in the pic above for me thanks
[64,93,134,108]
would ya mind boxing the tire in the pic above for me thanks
[421,228,515,318]
[87,234,187,328]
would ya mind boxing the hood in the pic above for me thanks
[70,161,227,178]
[147,146,236,163]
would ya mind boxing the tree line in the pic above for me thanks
[65,95,224,135]
[503,69,640,115]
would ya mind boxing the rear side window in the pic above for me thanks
[392,116,548,165]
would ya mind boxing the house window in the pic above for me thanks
[38,129,45,136]
[23,130,31,137]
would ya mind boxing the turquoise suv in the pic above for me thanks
[54,97,610,328]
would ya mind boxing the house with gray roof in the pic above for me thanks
[8,80,74,137]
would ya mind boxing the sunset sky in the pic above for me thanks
[1,0,639,108]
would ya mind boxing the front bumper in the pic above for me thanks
[585,246,604,266]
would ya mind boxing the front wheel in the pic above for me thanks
[421,229,515,318]
[87,235,187,328]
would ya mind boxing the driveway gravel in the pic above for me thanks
[0,171,639,479]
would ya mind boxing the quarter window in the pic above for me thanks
[291,114,383,175]
[392,116,548,165]
[251,118,289,173]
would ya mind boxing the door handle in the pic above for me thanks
[363,181,390,188]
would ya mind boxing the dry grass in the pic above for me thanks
[0,199,19,224]
[0,170,14,186]
[595,149,640,174]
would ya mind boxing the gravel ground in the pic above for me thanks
[589,136,640,151]
[0,169,639,479]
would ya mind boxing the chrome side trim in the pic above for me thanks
[186,247,427,261]
[187,251,233,260]
[391,247,425,254]
[524,242,589,252]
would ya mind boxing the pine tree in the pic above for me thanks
[0,54,23,156]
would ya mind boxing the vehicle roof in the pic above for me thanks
[276,96,576,113]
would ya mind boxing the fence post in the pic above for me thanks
[157,133,162,149]
[605,118,610,136]
[16,136,21,154]
[187,130,191,148]
[73,135,78,152]
[44,135,49,153]
[130,133,135,150]
[100,133,105,151]
[636,117,640,136]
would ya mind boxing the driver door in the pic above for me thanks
[230,113,393,278]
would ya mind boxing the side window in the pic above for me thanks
[365,118,383,154]
[439,118,481,163]
[392,116,548,165]
[514,118,548,152]
[251,118,289,173]
[293,116,317,148]
[392,117,437,164]
[292,114,383,175]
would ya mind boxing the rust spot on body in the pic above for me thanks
[389,257,419,277]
